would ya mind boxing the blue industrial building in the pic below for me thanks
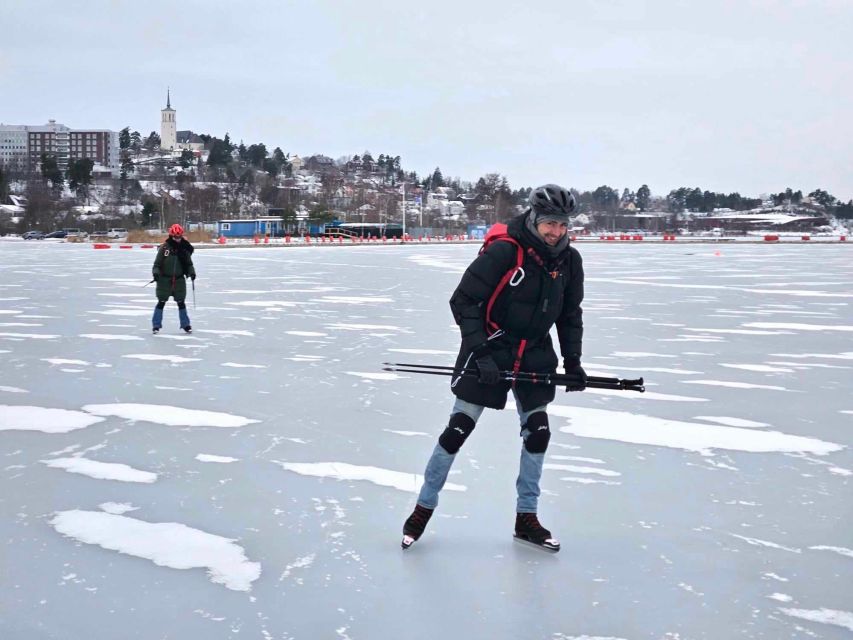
[216,217,285,238]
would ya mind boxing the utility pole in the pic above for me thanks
[401,182,406,237]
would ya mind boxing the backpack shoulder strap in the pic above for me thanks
[481,224,525,335]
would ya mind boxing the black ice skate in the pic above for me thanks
[182,325,192,334]
[513,512,560,552]
[152,327,160,335]
[401,504,434,549]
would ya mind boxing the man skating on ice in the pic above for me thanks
[151,223,196,334]
[402,184,586,551]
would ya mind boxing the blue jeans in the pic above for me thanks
[152,302,190,329]
[417,393,548,513]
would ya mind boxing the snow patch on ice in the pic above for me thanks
[43,358,91,366]
[682,379,788,391]
[719,363,794,373]
[222,362,267,369]
[286,330,328,337]
[49,510,261,591]
[275,461,466,493]
[79,334,143,341]
[196,454,239,463]
[0,385,28,393]
[345,371,400,381]
[42,457,157,483]
[0,332,60,340]
[551,405,842,456]
[744,322,853,332]
[82,403,258,428]
[729,533,801,554]
[388,348,457,355]
[383,429,430,437]
[692,416,769,428]
[0,405,104,432]
[123,354,201,363]
[809,545,853,559]
[778,607,853,632]
[99,502,138,515]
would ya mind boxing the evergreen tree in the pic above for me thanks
[130,130,142,152]
[636,184,651,211]
[144,131,161,150]
[179,149,194,169]
[246,143,268,168]
[431,167,445,188]
[206,138,232,167]
[119,127,131,150]
[40,153,64,190]
[67,158,94,195]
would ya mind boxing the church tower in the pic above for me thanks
[160,89,176,151]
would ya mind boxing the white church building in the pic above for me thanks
[160,89,177,151]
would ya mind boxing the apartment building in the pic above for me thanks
[0,120,119,176]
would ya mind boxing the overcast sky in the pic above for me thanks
[2,0,850,199]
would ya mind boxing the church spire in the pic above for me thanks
[166,87,171,109]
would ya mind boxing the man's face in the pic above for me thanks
[535,220,568,246]
[171,234,183,242]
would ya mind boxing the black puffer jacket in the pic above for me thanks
[449,213,584,411]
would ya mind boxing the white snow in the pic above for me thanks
[682,379,788,390]
[43,358,91,366]
[81,403,259,428]
[809,545,853,559]
[286,330,328,337]
[221,362,267,369]
[692,416,769,428]
[49,510,261,591]
[196,454,239,463]
[550,405,843,456]
[744,322,853,332]
[719,363,794,373]
[122,354,201,363]
[387,348,457,355]
[0,332,60,339]
[345,371,401,380]
[0,385,28,393]
[543,463,621,477]
[275,461,466,493]
[79,334,144,341]
[729,533,801,554]
[778,607,853,632]
[99,502,138,515]
[42,457,157,483]
[0,405,105,432]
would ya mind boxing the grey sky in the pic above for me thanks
[2,0,851,199]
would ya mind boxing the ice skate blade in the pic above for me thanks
[513,534,560,553]
[401,534,417,550]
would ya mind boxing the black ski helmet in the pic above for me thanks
[529,184,576,223]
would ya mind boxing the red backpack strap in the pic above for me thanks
[481,226,525,335]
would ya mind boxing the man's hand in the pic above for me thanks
[190,274,196,281]
[473,344,501,385]
[564,356,587,392]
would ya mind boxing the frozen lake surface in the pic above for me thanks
[1,241,851,639]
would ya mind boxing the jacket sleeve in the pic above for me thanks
[556,246,584,359]
[185,242,196,278]
[449,241,517,354]
[152,247,164,277]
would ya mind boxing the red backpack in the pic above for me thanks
[480,223,525,335]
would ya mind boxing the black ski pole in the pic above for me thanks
[382,363,645,392]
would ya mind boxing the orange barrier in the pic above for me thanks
[764,235,779,242]
[802,235,810,241]
[93,243,110,249]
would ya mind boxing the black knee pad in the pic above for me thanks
[523,412,550,453]
[177,300,187,309]
[438,412,476,454]
[156,300,167,309]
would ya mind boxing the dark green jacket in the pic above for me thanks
[152,237,196,300]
